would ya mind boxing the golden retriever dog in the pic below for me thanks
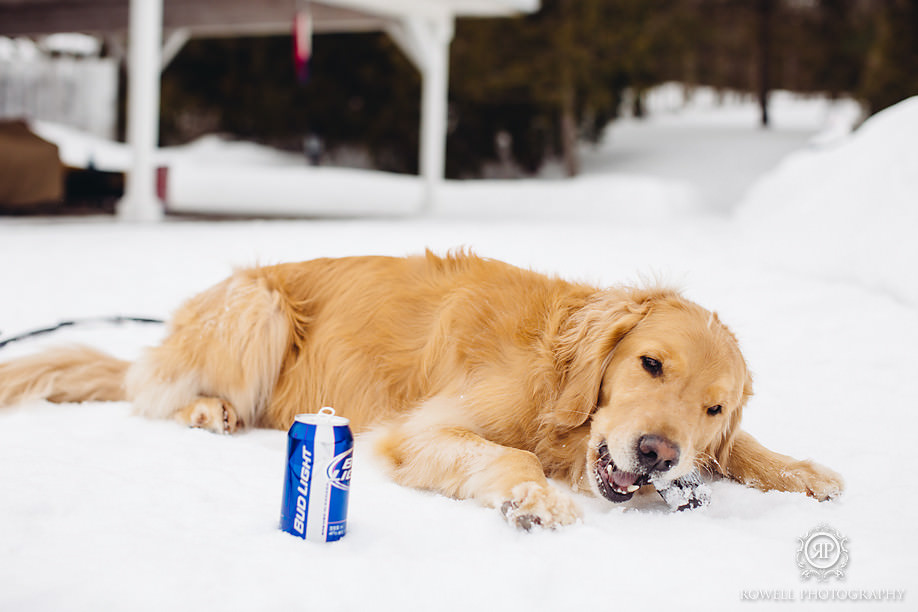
[0,251,843,528]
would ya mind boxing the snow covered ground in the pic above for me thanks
[1,92,916,611]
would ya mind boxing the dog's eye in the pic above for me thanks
[707,405,723,416]
[641,356,662,377]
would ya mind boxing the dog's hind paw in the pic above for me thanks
[175,397,239,434]
[500,482,581,531]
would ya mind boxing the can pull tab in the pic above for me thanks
[318,406,336,418]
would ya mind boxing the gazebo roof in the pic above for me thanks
[0,0,538,38]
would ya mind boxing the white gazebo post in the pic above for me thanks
[118,0,164,221]
[419,15,453,214]
[391,12,454,214]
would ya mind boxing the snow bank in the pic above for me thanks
[165,163,424,217]
[163,138,697,220]
[27,127,310,173]
[736,96,918,306]
[31,120,132,171]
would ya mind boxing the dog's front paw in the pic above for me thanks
[500,482,581,531]
[176,397,239,434]
[787,460,844,501]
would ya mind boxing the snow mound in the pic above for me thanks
[31,120,132,171]
[736,96,918,306]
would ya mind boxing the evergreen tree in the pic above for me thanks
[860,0,918,113]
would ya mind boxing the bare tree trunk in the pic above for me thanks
[557,0,579,177]
[757,0,773,128]
[560,83,579,177]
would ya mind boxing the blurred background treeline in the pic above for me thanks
[159,0,918,178]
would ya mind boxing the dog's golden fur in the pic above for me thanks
[0,252,843,526]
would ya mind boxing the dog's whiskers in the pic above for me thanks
[693,451,720,478]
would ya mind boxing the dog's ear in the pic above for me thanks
[545,288,657,429]
[707,369,753,471]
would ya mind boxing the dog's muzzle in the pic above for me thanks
[593,438,712,511]
[593,441,651,502]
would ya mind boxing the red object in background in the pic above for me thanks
[156,166,168,204]
[293,10,312,84]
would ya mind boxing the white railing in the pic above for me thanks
[0,56,117,139]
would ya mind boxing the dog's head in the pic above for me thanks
[549,287,752,503]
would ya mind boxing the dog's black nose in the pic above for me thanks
[637,434,680,473]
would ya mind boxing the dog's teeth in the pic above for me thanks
[626,484,640,493]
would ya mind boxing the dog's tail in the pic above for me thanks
[0,346,130,408]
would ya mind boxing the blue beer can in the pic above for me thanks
[280,407,353,542]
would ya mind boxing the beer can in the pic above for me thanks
[279,407,353,542]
